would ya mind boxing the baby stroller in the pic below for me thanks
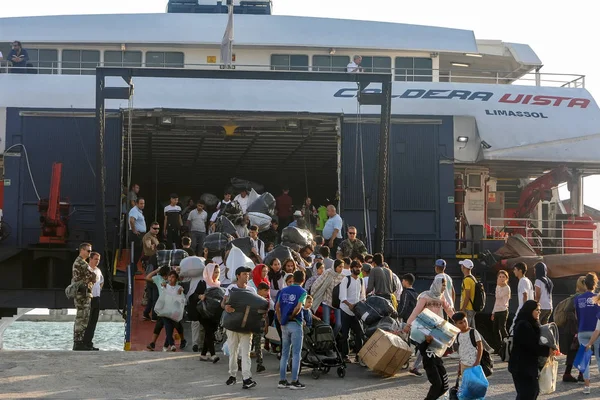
[301,321,347,379]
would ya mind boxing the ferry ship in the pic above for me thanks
[0,0,599,317]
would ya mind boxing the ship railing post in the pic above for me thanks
[124,240,134,350]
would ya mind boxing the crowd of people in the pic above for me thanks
[66,183,600,398]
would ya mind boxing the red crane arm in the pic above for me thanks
[514,166,573,219]
[47,163,63,222]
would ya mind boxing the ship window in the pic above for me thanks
[146,52,185,68]
[62,50,100,75]
[360,56,391,73]
[270,54,309,71]
[312,55,350,72]
[104,51,143,67]
[27,49,59,74]
[395,57,432,82]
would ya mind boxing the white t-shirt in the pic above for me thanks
[234,194,250,214]
[535,279,553,310]
[91,267,104,298]
[517,277,534,310]
[225,283,257,297]
[164,283,183,295]
[347,61,361,73]
[458,329,482,367]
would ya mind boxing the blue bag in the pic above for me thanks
[574,344,593,372]
[458,366,489,400]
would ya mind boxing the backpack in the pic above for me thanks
[457,328,494,377]
[331,276,363,309]
[465,275,486,312]
[553,294,576,328]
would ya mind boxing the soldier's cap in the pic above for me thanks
[235,266,252,276]
[361,263,372,272]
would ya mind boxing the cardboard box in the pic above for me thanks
[358,328,412,377]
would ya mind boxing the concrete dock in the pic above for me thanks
[0,351,593,399]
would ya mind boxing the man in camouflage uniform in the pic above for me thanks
[337,226,368,259]
[72,242,97,351]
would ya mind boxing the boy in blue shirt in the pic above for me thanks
[276,270,307,390]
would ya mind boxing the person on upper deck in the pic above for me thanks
[347,55,363,73]
[8,41,29,73]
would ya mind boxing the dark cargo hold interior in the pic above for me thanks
[126,110,340,221]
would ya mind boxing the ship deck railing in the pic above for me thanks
[488,217,599,255]
[0,60,586,88]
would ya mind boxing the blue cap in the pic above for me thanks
[435,259,446,268]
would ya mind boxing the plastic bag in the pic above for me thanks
[248,212,271,232]
[247,192,276,216]
[225,245,254,271]
[574,344,593,372]
[231,177,264,193]
[222,202,243,221]
[179,256,205,279]
[226,237,253,257]
[281,241,301,252]
[263,245,293,266]
[154,290,186,322]
[216,216,237,236]
[458,366,488,400]
[222,341,230,356]
[365,295,397,319]
[197,286,225,321]
[281,226,313,247]
[539,356,558,394]
[200,193,219,209]
[204,232,232,252]
[353,301,382,326]
[222,287,269,333]
[247,189,259,206]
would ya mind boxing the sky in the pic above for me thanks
[3,0,599,209]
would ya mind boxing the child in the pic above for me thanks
[145,266,186,351]
[398,273,418,322]
[253,282,272,373]
[420,335,449,400]
[451,312,483,386]
[162,270,185,351]
[302,295,322,328]
[304,262,324,293]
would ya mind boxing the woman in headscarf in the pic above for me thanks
[558,276,586,383]
[534,262,554,324]
[249,264,269,291]
[405,276,455,326]
[403,276,455,376]
[310,259,346,338]
[509,300,552,400]
[196,263,222,363]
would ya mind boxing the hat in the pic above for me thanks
[435,259,447,268]
[459,259,474,269]
[170,193,179,199]
[235,266,252,276]
[270,216,279,224]
[361,263,372,272]
[293,210,303,217]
